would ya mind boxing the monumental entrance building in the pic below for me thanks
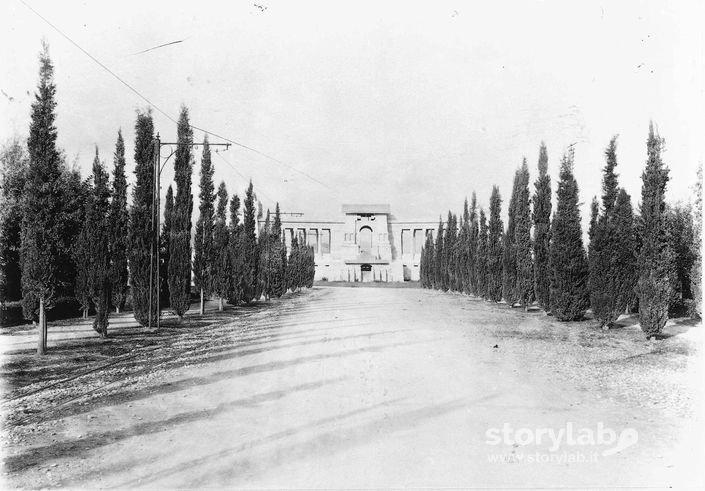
[276,204,438,283]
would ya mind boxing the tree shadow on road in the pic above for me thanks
[8,333,442,428]
[118,394,500,488]
[3,377,347,474]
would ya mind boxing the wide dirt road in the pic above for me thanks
[3,286,703,488]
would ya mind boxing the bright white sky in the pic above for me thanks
[1,0,703,227]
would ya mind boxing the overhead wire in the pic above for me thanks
[18,0,337,196]
[214,150,277,207]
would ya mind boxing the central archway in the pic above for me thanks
[359,226,373,253]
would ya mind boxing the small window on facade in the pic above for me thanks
[308,229,318,254]
[401,229,411,255]
[413,229,423,255]
[321,229,331,254]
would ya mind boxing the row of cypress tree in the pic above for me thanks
[0,43,315,353]
[79,89,316,330]
[187,143,316,315]
[420,128,701,338]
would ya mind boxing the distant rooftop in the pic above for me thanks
[341,204,391,215]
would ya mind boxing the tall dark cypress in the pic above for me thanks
[56,168,87,304]
[532,142,552,312]
[692,165,702,316]
[21,42,63,353]
[613,189,638,315]
[458,198,470,293]
[228,193,244,304]
[194,137,215,315]
[666,203,696,315]
[74,210,92,320]
[637,123,674,337]
[85,149,112,336]
[433,218,444,290]
[476,208,489,298]
[109,130,129,313]
[240,181,259,303]
[549,148,589,321]
[212,182,230,310]
[168,106,194,320]
[159,185,173,309]
[468,192,478,295]
[271,203,287,298]
[589,148,610,325]
[588,197,599,244]
[444,212,457,291]
[128,109,156,327]
[286,236,302,292]
[0,139,28,304]
[503,169,520,305]
[420,232,434,288]
[514,158,534,310]
[487,186,504,302]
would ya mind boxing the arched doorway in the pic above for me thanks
[359,226,373,254]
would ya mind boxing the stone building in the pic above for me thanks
[276,204,438,283]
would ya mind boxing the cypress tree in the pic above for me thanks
[194,137,215,315]
[240,181,259,302]
[613,189,638,315]
[691,164,702,316]
[0,138,28,304]
[258,210,273,299]
[638,123,674,337]
[56,168,87,304]
[588,197,599,244]
[212,182,230,310]
[168,106,194,320]
[515,158,534,310]
[228,193,243,304]
[532,142,552,311]
[444,212,458,291]
[487,186,504,302]
[468,192,478,295]
[433,218,444,290]
[85,149,112,336]
[420,232,434,288]
[305,245,316,287]
[588,137,638,327]
[159,185,173,309]
[21,42,64,353]
[503,169,520,305]
[587,194,606,319]
[287,236,301,292]
[109,130,129,313]
[458,199,470,293]
[666,204,695,314]
[128,109,157,327]
[74,200,92,320]
[271,203,287,298]
[549,148,589,321]
[476,208,489,298]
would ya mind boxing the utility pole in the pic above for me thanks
[148,134,230,330]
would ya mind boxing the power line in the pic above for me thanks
[18,0,337,195]
[214,150,277,206]
[18,0,178,125]
[131,39,185,56]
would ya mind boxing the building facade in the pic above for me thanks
[277,204,438,283]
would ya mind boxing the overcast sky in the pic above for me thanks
[1,0,703,226]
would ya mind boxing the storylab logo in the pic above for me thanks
[485,422,638,457]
